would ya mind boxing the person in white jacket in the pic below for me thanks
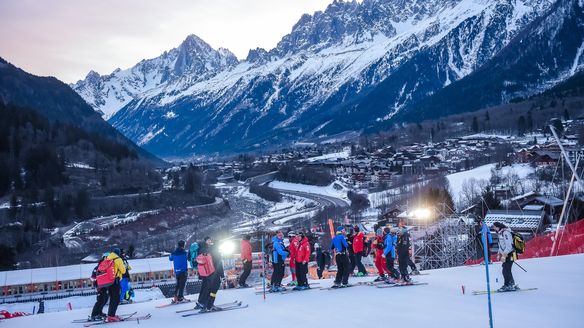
[493,222,517,291]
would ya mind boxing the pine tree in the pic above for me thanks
[517,116,527,135]
[472,117,479,133]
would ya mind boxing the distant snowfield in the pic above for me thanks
[447,163,535,205]
[269,180,349,203]
[3,254,583,327]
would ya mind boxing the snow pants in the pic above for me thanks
[91,287,109,317]
[120,277,130,302]
[385,255,400,279]
[271,261,285,287]
[205,273,221,309]
[354,252,367,274]
[398,254,410,281]
[239,260,252,286]
[174,271,187,299]
[502,253,515,287]
[374,251,387,276]
[295,262,308,286]
[334,253,350,285]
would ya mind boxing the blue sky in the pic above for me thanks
[0,0,336,83]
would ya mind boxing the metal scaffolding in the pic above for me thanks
[412,215,479,270]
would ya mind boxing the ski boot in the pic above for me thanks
[106,316,122,323]
[341,283,351,288]
[497,285,512,292]
[287,281,298,287]
[89,313,107,322]
[411,269,420,275]
[331,283,341,289]
[373,275,386,282]
[194,302,205,310]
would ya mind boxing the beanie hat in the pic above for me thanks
[111,247,121,256]
[337,226,345,232]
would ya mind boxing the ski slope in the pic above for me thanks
[3,254,583,327]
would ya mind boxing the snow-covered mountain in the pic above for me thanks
[74,0,563,156]
[71,35,238,119]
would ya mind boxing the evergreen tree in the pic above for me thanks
[563,108,570,121]
[472,117,479,133]
[517,116,527,135]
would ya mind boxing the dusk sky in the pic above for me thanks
[0,0,337,83]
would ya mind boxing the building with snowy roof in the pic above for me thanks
[484,209,545,235]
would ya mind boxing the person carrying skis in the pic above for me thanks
[382,227,400,281]
[239,235,252,288]
[352,225,367,276]
[196,237,226,312]
[330,226,351,288]
[315,242,331,279]
[294,231,311,290]
[493,222,517,291]
[270,231,289,292]
[89,253,110,321]
[169,240,189,303]
[372,229,387,281]
[287,231,299,286]
[396,227,412,283]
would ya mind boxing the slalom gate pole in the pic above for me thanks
[514,261,527,273]
[261,234,266,300]
[482,224,494,328]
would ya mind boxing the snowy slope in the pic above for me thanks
[3,254,583,327]
[86,0,554,156]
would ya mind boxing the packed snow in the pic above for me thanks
[447,163,535,206]
[3,254,583,327]
[268,181,349,204]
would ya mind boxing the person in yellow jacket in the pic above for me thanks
[104,248,126,322]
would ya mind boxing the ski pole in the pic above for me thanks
[514,261,527,272]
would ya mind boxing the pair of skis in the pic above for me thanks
[181,301,248,317]
[472,287,538,295]
[77,312,152,327]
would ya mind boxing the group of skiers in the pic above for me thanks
[87,219,519,321]
[266,223,419,291]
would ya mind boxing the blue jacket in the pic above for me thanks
[330,233,349,253]
[169,247,188,274]
[481,223,493,244]
[383,234,396,258]
[272,236,288,264]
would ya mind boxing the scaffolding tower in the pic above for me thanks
[413,215,479,270]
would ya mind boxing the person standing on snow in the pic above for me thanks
[331,226,351,288]
[382,227,400,281]
[90,253,110,321]
[119,249,133,304]
[93,248,126,322]
[396,227,412,283]
[372,229,388,281]
[169,240,189,303]
[270,231,289,292]
[352,225,367,276]
[493,222,517,291]
[196,237,225,312]
[239,235,253,288]
[287,231,299,286]
[294,231,311,290]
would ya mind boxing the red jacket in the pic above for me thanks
[296,237,311,263]
[240,239,252,262]
[289,237,299,263]
[353,232,365,253]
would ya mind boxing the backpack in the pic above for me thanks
[512,232,525,254]
[96,258,117,288]
[189,243,199,269]
[196,254,215,277]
